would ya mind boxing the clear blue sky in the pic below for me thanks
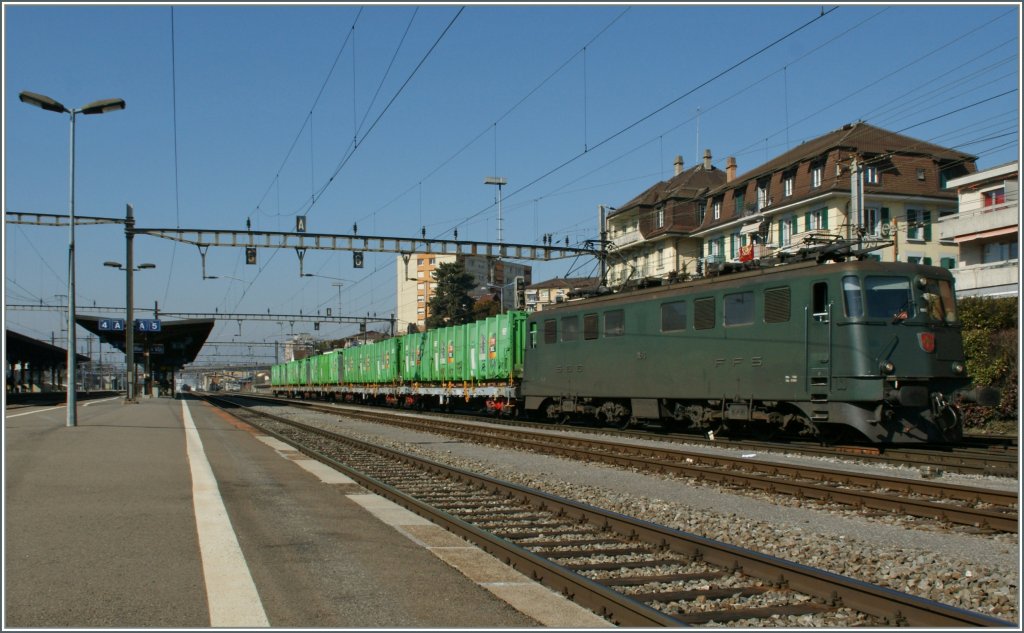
[4,2,1020,367]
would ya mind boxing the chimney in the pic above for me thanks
[674,155,684,176]
[726,156,737,183]
[703,149,712,170]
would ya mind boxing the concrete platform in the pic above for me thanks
[4,395,609,628]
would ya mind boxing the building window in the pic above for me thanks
[983,188,1006,207]
[779,216,796,247]
[730,232,741,259]
[655,206,665,228]
[805,208,828,231]
[713,200,721,220]
[756,181,769,210]
[917,168,926,181]
[783,174,794,197]
[811,163,823,188]
[864,165,880,185]
[940,257,956,269]
[734,190,745,215]
[417,270,424,279]
[861,207,884,236]
[698,202,706,224]
[906,209,931,241]
[983,241,1018,263]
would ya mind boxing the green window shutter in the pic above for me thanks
[924,257,933,266]
[790,216,798,234]
[804,212,811,232]
[881,207,890,223]
[820,208,828,229]
[923,211,932,241]
[778,220,784,247]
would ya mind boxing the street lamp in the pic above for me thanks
[21,90,126,426]
[105,260,155,403]
[484,176,507,244]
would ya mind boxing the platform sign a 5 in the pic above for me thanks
[134,319,162,333]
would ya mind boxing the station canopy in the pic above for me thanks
[75,315,215,374]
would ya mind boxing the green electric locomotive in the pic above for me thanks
[521,257,995,443]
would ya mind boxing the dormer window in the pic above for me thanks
[783,173,794,197]
[864,165,880,185]
[756,180,770,211]
[713,199,721,220]
[655,205,665,228]
[811,163,823,188]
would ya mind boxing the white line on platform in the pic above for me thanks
[181,399,270,627]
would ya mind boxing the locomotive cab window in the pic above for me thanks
[561,316,579,342]
[544,319,557,344]
[605,310,625,337]
[864,277,913,320]
[661,300,687,332]
[724,292,754,326]
[529,322,538,349]
[583,313,599,340]
[843,276,864,317]
[812,282,829,322]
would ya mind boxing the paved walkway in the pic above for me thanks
[4,395,609,628]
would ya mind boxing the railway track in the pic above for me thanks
[238,394,1018,533]
[201,393,1014,628]
[251,391,1018,478]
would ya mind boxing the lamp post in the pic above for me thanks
[484,176,507,244]
[20,90,125,426]
[104,260,155,403]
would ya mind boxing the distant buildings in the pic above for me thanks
[524,277,600,312]
[396,254,531,331]
[939,162,1019,297]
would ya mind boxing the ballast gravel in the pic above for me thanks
[260,405,1020,624]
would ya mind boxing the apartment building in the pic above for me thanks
[939,162,1019,297]
[691,122,976,268]
[523,277,600,312]
[605,151,729,286]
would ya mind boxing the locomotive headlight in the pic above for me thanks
[951,362,965,375]
[880,361,895,375]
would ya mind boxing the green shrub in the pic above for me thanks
[957,296,1018,428]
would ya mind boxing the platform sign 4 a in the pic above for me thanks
[99,319,126,331]
[135,319,162,333]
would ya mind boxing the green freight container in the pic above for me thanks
[343,339,399,384]
[402,332,427,382]
[285,359,302,386]
[467,311,527,381]
[313,350,341,385]
[434,325,464,382]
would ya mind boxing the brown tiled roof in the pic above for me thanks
[710,121,975,196]
[612,163,728,215]
[527,276,600,290]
